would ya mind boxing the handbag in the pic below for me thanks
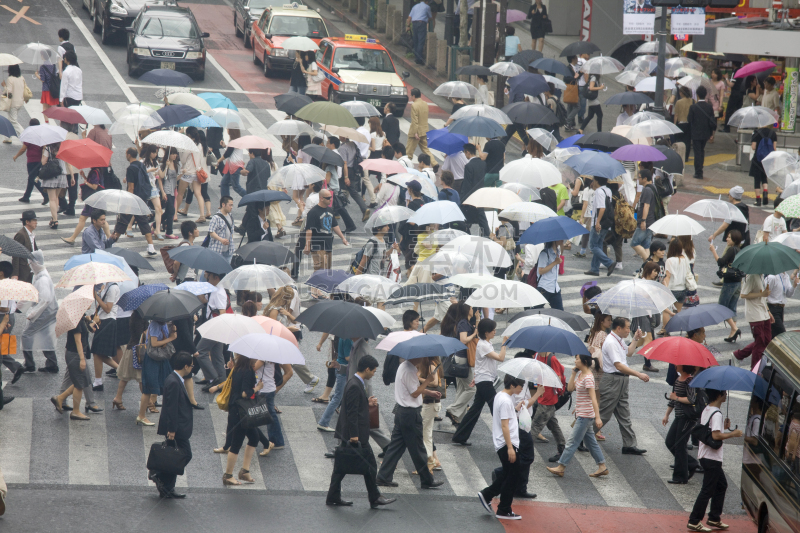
[685,271,698,291]
[518,406,532,433]
[146,438,191,476]
[333,441,375,476]
[145,336,175,362]
[104,167,122,190]
[206,151,218,168]
[0,334,16,356]
[46,65,61,100]
[215,371,234,411]
[442,354,470,379]
[236,395,273,428]
[38,149,62,180]
[192,154,208,183]
[466,337,479,367]
[563,83,579,105]
[0,94,9,112]
[131,345,143,370]
[543,18,553,34]
[369,402,380,429]
[23,80,32,103]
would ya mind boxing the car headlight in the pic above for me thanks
[186,51,204,59]
[391,86,406,96]
[272,49,288,57]
[109,1,127,15]
[133,48,150,56]
[342,83,357,93]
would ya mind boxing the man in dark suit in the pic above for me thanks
[687,86,717,180]
[460,144,490,236]
[150,351,194,499]
[326,355,396,509]
[245,204,273,243]
[12,210,38,283]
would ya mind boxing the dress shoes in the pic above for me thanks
[324,452,335,459]
[23,365,36,373]
[38,366,59,373]
[621,446,647,455]
[11,366,25,384]
[149,471,167,498]
[370,496,396,509]
[515,492,537,499]
[191,403,205,410]
[376,479,399,487]
[326,500,353,506]
[668,479,688,485]
[2,395,14,406]
[166,490,186,499]
[421,480,444,489]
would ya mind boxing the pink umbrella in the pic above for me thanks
[360,159,407,174]
[227,135,274,150]
[375,330,424,351]
[497,9,527,23]
[251,315,300,347]
[610,144,667,162]
[735,61,777,78]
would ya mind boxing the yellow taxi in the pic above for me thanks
[315,35,409,117]
[251,3,329,77]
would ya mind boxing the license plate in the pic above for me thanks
[160,62,176,70]
[368,98,382,107]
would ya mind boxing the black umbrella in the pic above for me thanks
[604,92,653,106]
[137,288,203,321]
[234,241,295,267]
[663,304,736,333]
[167,246,233,274]
[274,92,313,115]
[501,102,560,126]
[456,65,492,76]
[105,247,156,271]
[154,105,202,128]
[0,235,34,260]
[529,58,573,77]
[301,145,345,167]
[511,50,543,68]
[560,41,601,58]
[386,283,450,304]
[509,308,590,331]
[238,189,292,207]
[575,132,632,153]
[652,145,684,175]
[139,69,193,88]
[508,72,550,102]
[295,300,385,339]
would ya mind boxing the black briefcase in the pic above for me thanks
[146,439,191,476]
[333,442,375,477]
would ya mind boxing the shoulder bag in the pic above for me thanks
[236,394,273,428]
[131,333,146,370]
[466,337,479,367]
[685,268,698,291]
[443,354,470,379]
[192,154,208,183]
[691,409,723,450]
[22,79,32,103]
[47,65,61,101]
[38,148,63,180]
[215,371,234,411]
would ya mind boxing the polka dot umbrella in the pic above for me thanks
[56,262,130,289]
[0,279,38,303]
[55,285,94,337]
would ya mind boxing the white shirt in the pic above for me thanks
[591,186,611,226]
[765,272,795,305]
[665,256,690,291]
[60,65,83,102]
[370,131,385,152]
[473,339,497,384]
[698,406,724,461]
[97,283,120,320]
[601,332,628,374]
[616,111,631,127]
[394,360,422,408]
[576,59,587,86]
[376,183,399,207]
[355,126,371,159]
[258,362,277,394]
[302,192,320,219]
[25,227,36,251]
[511,382,533,417]
[743,275,770,323]
[57,42,71,59]
[492,392,520,451]
[761,215,787,241]
[0,299,17,315]
[520,243,544,275]
[206,283,227,319]
[398,155,414,169]
[442,152,468,181]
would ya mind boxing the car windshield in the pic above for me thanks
[333,48,395,72]
[268,16,327,37]
[140,16,199,38]
[249,0,293,8]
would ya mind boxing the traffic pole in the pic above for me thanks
[653,7,668,117]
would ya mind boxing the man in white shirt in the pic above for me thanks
[376,358,444,490]
[90,282,121,391]
[197,272,229,390]
[599,317,649,454]
[585,177,617,276]
[441,150,467,190]
[734,274,773,370]
[761,211,786,242]
[59,51,82,108]
[395,144,414,169]
[765,271,797,338]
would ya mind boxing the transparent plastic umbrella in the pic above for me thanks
[336,275,401,301]
[589,279,676,318]
[624,111,665,126]
[664,57,703,78]
[544,147,582,184]
[450,104,512,124]
[762,151,800,185]
[271,163,326,188]
[772,232,800,251]
[526,128,558,152]
[634,41,678,55]
[677,75,716,94]
[280,36,319,51]
[364,205,415,230]
[113,103,161,119]
[266,119,315,136]
[84,189,151,215]
[440,235,513,268]
[684,198,747,224]
[780,177,800,198]
[615,70,650,87]
[13,43,56,67]
[580,56,624,75]
[434,81,479,99]
[429,229,468,246]
[499,156,562,188]
[206,108,247,129]
[220,264,293,291]
[109,114,165,138]
[466,280,548,308]
[648,214,707,236]
[340,100,381,117]
[502,314,575,338]
[543,75,566,91]
[625,55,658,73]
[500,183,540,201]
[497,358,562,388]
[728,106,779,129]
[490,62,526,77]
[635,77,676,93]
[626,119,682,140]
[498,202,557,223]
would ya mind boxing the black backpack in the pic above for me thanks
[350,238,378,274]
[645,184,665,221]
[691,408,723,450]
[45,64,60,101]
[654,171,674,198]
[550,96,569,127]
[599,188,616,230]
[130,161,151,201]
[104,167,122,190]
[201,214,233,248]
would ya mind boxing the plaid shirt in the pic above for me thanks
[207,211,235,256]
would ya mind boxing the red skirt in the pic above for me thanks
[40,90,59,106]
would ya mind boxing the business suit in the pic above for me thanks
[154,371,194,493]
[687,100,716,179]
[405,98,434,161]
[460,157,490,236]
[346,339,391,449]
[12,227,37,283]
[327,375,381,504]
[245,214,273,243]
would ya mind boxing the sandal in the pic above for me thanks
[546,466,565,477]
[259,442,275,457]
[595,432,606,441]
[178,210,188,217]
[49,220,58,230]
[112,400,126,410]
[213,447,228,454]
[238,468,255,484]
[274,407,282,414]
[148,405,160,414]
[589,469,609,478]
[312,397,329,404]
[195,217,206,224]
[223,473,241,486]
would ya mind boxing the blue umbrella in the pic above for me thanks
[154,105,202,128]
[0,116,16,139]
[167,246,232,274]
[64,252,126,272]
[139,69,193,88]
[508,72,550,102]
[175,114,219,128]
[118,283,169,312]
[565,151,627,179]
[504,325,590,356]
[691,365,756,393]
[238,189,293,207]
[427,127,468,156]
[557,133,584,148]
[175,281,217,295]
[663,304,736,333]
[447,116,506,138]
[388,334,466,360]
[198,92,238,111]
[529,57,573,77]
[305,269,352,293]
[519,216,588,246]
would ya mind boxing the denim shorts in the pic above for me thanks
[672,290,686,304]
[629,227,653,249]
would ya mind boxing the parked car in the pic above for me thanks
[233,0,303,49]
[85,0,177,45]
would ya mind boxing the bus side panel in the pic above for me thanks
[742,451,797,533]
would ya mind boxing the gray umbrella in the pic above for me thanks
[167,247,233,274]
[105,246,156,271]
[301,145,344,167]
[137,289,203,321]
[0,234,34,260]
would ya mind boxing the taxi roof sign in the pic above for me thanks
[282,3,308,8]
[344,34,379,43]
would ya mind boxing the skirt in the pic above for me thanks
[180,172,197,184]
[116,345,142,382]
[141,354,172,395]
[90,318,118,358]
[41,174,68,189]
[41,91,59,106]
[65,350,90,390]
[115,316,131,347]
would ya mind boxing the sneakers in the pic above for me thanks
[686,523,712,532]
[477,492,493,515]
[706,521,729,530]
[304,376,321,393]
[615,262,623,271]
[495,511,522,520]
[317,425,335,432]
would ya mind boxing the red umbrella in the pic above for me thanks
[43,107,88,124]
[57,138,113,169]
[637,337,719,368]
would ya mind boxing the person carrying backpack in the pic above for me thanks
[749,123,777,206]
[630,169,663,261]
[662,364,701,484]
[109,147,157,256]
[584,177,617,277]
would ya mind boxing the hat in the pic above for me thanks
[407,180,422,193]
[21,210,37,223]
[729,186,744,200]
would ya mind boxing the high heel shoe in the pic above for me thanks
[238,468,255,484]
[723,329,742,343]
[112,400,126,410]
[136,417,155,426]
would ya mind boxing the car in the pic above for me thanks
[251,4,328,77]
[233,0,303,49]
[85,0,177,45]
[315,35,409,117]
[126,5,209,80]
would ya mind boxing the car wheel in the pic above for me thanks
[234,14,242,37]
[101,18,112,45]
[244,28,251,49]
[252,46,260,65]
[392,105,406,118]
[263,55,271,77]
[92,1,102,33]
[196,71,205,82]
[127,59,138,78]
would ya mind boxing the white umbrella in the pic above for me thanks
[229,333,305,365]
[634,41,678,55]
[499,156,561,189]
[772,232,800,251]
[625,55,657,74]
[626,119,682,140]
[525,128,558,152]
[375,330,423,350]
[543,75,566,91]
[665,57,703,78]
[429,228,468,246]
[109,114,166,138]
[447,273,501,288]
[434,81,479,99]
[221,264,293,291]
[450,104,512,125]
[502,315,575,338]
[364,205,415,230]
[167,93,212,112]
[336,275,401,301]
[500,183,540,201]
[762,151,800,185]
[463,187,523,210]
[19,124,67,146]
[324,125,368,143]
[728,106,779,129]
[197,314,266,344]
[580,56,624,75]
[113,103,161,119]
[465,280,547,308]
[407,201,465,226]
[13,43,56,67]
[280,36,319,51]
[69,105,112,126]
[84,189,151,215]
[497,358,563,388]
[780,178,800,198]
[424,250,495,277]
[648,214,706,236]
[635,77,676,93]
[590,279,676,318]
[141,130,200,152]
[364,306,396,329]
[0,54,22,67]
[677,75,716,95]
[623,111,666,126]
[340,100,381,118]
[206,108,247,129]
[615,70,649,87]
[387,173,438,199]
[441,235,513,268]
[266,119,315,136]
[499,202,558,223]
[490,62,526,77]
[271,163,326,188]
[684,199,747,224]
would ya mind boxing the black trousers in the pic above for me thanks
[333,195,356,233]
[460,204,491,237]
[59,174,78,213]
[23,162,44,200]
[292,233,306,278]
[114,213,152,236]
[689,458,727,524]
[768,304,785,338]
[155,438,192,491]
[502,123,529,146]
[493,429,534,494]
[677,123,691,160]
[327,442,381,503]
[692,139,707,178]
[341,172,367,213]
[452,381,496,444]
[482,445,520,514]
[163,194,175,236]
[665,417,699,482]
[377,406,434,486]
[580,105,603,132]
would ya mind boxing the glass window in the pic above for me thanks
[259,12,269,31]
[332,48,395,73]
[323,44,333,68]
[759,361,795,457]
[268,16,327,38]
[785,396,800,477]
[315,43,326,65]
[140,16,199,38]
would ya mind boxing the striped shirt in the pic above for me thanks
[574,372,596,418]
[669,377,692,418]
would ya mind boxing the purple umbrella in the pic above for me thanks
[497,9,527,23]
[610,144,667,163]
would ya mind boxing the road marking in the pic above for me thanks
[368,412,419,494]
[125,84,276,96]
[205,52,245,93]
[140,410,189,488]
[69,405,110,485]
[435,443,487,497]
[0,397,32,483]
[280,405,334,491]
[208,404,267,490]
[1,4,40,24]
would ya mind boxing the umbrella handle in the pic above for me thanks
[664,393,670,401]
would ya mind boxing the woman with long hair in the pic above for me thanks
[710,229,743,341]
[679,235,699,308]
[635,261,662,373]
[289,51,308,95]
[136,320,177,426]
[710,69,727,121]
[158,148,181,239]
[142,144,166,240]
[527,0,548,52]
[175,128,208,222]
[38,142,69,229]
[2,64,27,138]
[661,239,690,333]
[303,51,322,97]
[587,312,611,441]
[223,354,262,485]
[743,75,761,107]
[218,128,247,200]
[263,286,300,335]
[443,303,479,426]
[369,116,385,157]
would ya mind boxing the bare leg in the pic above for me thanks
[190,180,205,219]
[176,181,189,214]
[725,317,738,337]
[113,379,128,405]
[64,215,89,242]
[242,445,256,471]
[224,452,241,483]
[47,188,59,222]
[536,37,545,52]
[137,393,154,423]
[71,388,89,419]
[151,196,163,237]
[56,385,75,406]
[185,378,198,406]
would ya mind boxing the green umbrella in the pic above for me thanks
[776,195,800,218]
[294,101,358,128]
[731,241,800,275]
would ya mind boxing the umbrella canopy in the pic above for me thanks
[677,75,717,95]
[339,100,381,118]
[635,77,676,93]
[0,279,38,303]
[386,173,439,199]
[610,144,666,162]
[206,108,247,129]
[238,189,292,207]
[560,41,601,57]
[174,114,219,129]
[772,232,800,251]
[363,205,415,231]
[441,235,513,268]
[220,264,292,291]
[500,183,540,201]
[762,151,800,184]
[167,246,233,275]
[57,138,113,169]
[427,128,469,155]
[198,92,237,110]
[305,269,352,293]
[499,156,562,188]
[501,102,560,126]
[335,275,401,301]
[324,125,368,143]
[499,202,557,224]
[463,187,523,211]
[511,49,544,67]
[466,280,547,308]
[386,283,450,304]
[684,199,747,224]
[227,136,274,150]
[776,195,800,218]
[526,128,558,152]
[407,201,465,226]
[197,314,266,344]
[505,325,589,356]
[109,114,165,137]
[652,145,684,174]
[735,61,777,78]
[519,216,588,245]
[589,279,676,318]
[234,241,295,267]
[615,70,650,87]
[731,242,800,275]
[509,308,590,330]
[663,304,736,333]
[361,158,407,175]
[281,35,319,51]
[364,307,396,329]
[498,8,527,22]
[166,93,212,112]
[295,101,357,128]
[250,315,299,347]
[557,133,583,148]
[55,285,94,338]
[425,249,495,276]
[274,93,314,115]
[530,57,573,77]
[728,106,779,129]
[295,300,385,339]
[62,251,134,276]
[434,81,479,99]
[626,119,682,140]
[508,72,550,101]
[56,262,129,288]
[301,145,344,166]
[43,107,87,124]
[69,105,112,125]
[271,164,326,188]
[376,330,424,351]
[664,57,703,78]
[141,130,200,152]
[604,92,654,106]
[0,116,15,139]
[502,314,575,338]
[624,111,665,126]
[497,358,563,388]
[139,69,193,87]
[0,235,34,260]
[781,179,800,198]
[638,337,719,368]
[84,189,151,216]
[389,334,467,361]
[429,228,469,246]
[635,41,678,55]
[575,132,632,153]
[490,62,526,77]
[266,119,315,137]
[580,56,624,75]
[691,365,756,393]
[228,333,305,364]
[19,124,67,146]
[12,43,56,67]
[138,289,202,321]
[456,64,493,76]
[447,273,503,289]
[565,151,626,179]
[118,284,169,312]
[174,281,218,295]
[153,104,201,127]
[648,214,707,237]
[447,116,506,138]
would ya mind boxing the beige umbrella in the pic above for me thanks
[0,54,23,66]
[56,262,130,289]
[463,187,523,210]
[0,279,38,303]
[167,93,212,112]
[324,125,368,143]
[55,285,93,337]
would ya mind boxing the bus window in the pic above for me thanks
[786,401,800,476]
[761,365,796,457]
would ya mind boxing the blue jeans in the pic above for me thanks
[289,86,306,95]
[260,391,285,447]
[537,287,563,310]
[558,416,605,467]
[589,227,614,273]
[412,21,427,63]
[629,227,653,250]
[718,281,741,313]
[220,169,246,198]
[318,369,348,428]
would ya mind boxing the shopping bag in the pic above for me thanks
[0,334,16,356]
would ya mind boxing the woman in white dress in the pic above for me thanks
[175,129,208,222]
[303,52,322,97]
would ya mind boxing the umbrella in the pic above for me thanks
[560,41,601,57]
[727,106,779,129]
[197,314,266,344]
[447,116,506,138]
[625,56,658,74]
[386,283,451,305]
[565,151,626,179]
[761,151,800,184]
[63,251,132,274]
[490,62,526,77]
[360,158,407,175]
[429,229,468,246]
[664,57,703,78]
[0,54,21,67]
[0,279,38,303]
[456,64,492,76]
[266,119,315,137]
[447,273,502,289]
[166,93,212,112]
[386,173,438,199]
[663,304,736,333]
[451,105,512,125]
[652,145,684,175]
[684,199,747,224]
[776,195,800,218]
[500,183,540,201]
[221,264,293,291]
[543,75,566,91]
[0,235,34,260]
[497,358,563,388]
[497,8,527,22]
[508,72,550,100]
[575,132,632,153]
[427,128,469,155]
[634,41,678,55]
[465,280,547,308]
[731,242,800,275]
[502,314,575,338]
[174,114,220,128]
[580,56,624,75]
[222,136,272,151]
[780,179,800,198]
[691,365,756,393]
[295,300,385,339]
[638,337,719,368]
[141,130,200,152]
[363,205,415,231]
[174,281,218,295]
[604,92,654,106]
[529,58,573,77]
[589,279,676,318]
[117,284,169,312]
[228,333,305,364]
[615,71,650,87]
[610,144,666,162]
[238,190,292,208]
[434,81,479,99]
[425,251,494,277]
[56,262,129,288]
[441,235,513,268]
[153,104,202,128]
[509,308,590,330]
[677,75,717,95]
[463,187,523,210]
[251,315,299,347]
[526,128,558,152]
[198,92,238,111]
[511,49,544,67]
[138,289,202,321]
[324,125,368,143]
[339,100,381,118]
[305,269,352,293]
[544,147,582,183]
[557,133,583,148]
[626,119,682,140]
[234,241,295,267]
[296,101,357,128]
[407,201,465,226]
[772,232,800,251]
[649,214,706,237]
[109,114,165,137]
[735,61,777,78]
[139,69,193,87]
[388,334,466,360]
[363,307,396,329]
[281,36,319,51]
[301,145,344,166]
[274,92,314,115]
[13,43,56,67]
[335,275,401,301]
[84,189,151,216]
[499,202,557,224]
[114,103,161,119]
[375,330,424,351]
[501,102,560,126]
[206,108,247,130]
[69,105,112,125]
[0,116,15,139]
[57,138,113,169]
[505,326,589,356]
[271,164,326,189]
[519,216,588,245]
[167,247,233,275]
[55,285,94,338]
[43,107,87,124]
[624,111,665,126]
[635,77,676,92]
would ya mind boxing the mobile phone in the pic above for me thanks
[432,362,443,374]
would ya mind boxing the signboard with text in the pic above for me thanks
[623,0,655,35]
[782,67,798,133]
[670,7,705,35]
